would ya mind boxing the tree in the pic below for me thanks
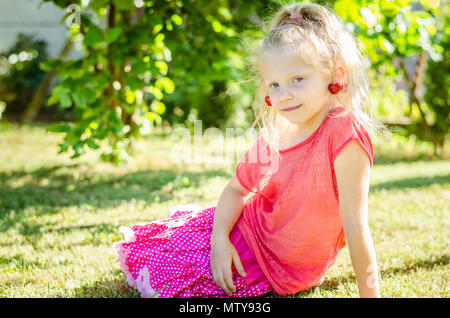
[334,0,448,156]
[40,0,271,163]
[20,39,73,124]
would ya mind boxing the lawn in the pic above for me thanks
[0,122,449,298]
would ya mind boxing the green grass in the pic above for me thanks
[0,122,449,298]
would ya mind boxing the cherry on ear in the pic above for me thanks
[328,83,342,94]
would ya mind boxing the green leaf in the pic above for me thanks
[156,77,175,93]
[125,90,135,104]
[148,86,163,100]
[154,33,165,45]
[379,0,400,16]
[108,111,123,129]
[113,0,134,11]
[86,139,100,150]
[84,88,98,104]
[211,20,223,33]
[145,111,162,125]
[39,58,63,71]
[105,26,123,44]
[124,74,145,91]
[72,91,88,108]
[46,123,72,133]
[90,0,109,12]
[151,100,166,114]
[334,0,361,22]
[165,20,173,31]
[55,87,72,108]
[57,142,69,154]
[83,24,105,46]
[47,94,59,106]
[131,61,149,74]
[154,61,167,74]
[170,14,183,25]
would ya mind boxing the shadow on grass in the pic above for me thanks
[374,155,449,166]
[371,174,450,192]
[267,254,449,298]
[0,163,230,235]
[56,271,142,298]
[381,254,449,276]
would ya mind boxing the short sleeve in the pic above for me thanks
[330,113,374,168]
[235,135,274,194]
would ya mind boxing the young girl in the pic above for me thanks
[114,2,388,298]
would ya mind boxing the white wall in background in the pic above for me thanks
[0,0,81,59]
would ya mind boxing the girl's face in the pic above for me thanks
[260,46,333,130]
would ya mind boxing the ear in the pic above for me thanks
[333,65,346,83]
[332,65,348,93]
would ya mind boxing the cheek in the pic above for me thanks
[291,85,307,96]
[305,81,325,95]
[268,89,279,99]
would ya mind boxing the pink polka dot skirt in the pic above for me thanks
[114,204,274,298]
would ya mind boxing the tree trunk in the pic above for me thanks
[399,52,441,157]
[20,40,73,124]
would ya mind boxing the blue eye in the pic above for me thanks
[269,77,303,88]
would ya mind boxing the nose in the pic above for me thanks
[278,86,294,103]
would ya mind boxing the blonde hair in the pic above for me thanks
[239,1,390,156]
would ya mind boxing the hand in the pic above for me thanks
[210,234,247,296]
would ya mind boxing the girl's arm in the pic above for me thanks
[210,175,249,295]
[211,175,249,239]
[334,140,381,298]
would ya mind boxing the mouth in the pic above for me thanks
[282,104,302,112]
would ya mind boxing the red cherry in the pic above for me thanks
[328,83,341,94]
[265,96,272,106]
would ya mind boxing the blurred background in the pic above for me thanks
[0,0,448,298]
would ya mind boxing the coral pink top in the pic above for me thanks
[235,106,374,295]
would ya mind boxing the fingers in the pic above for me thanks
[210,243,247,296]
[212,257,246,296]
[212,270,233,296]
[232,251,247,278]
[222,265,236,295]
